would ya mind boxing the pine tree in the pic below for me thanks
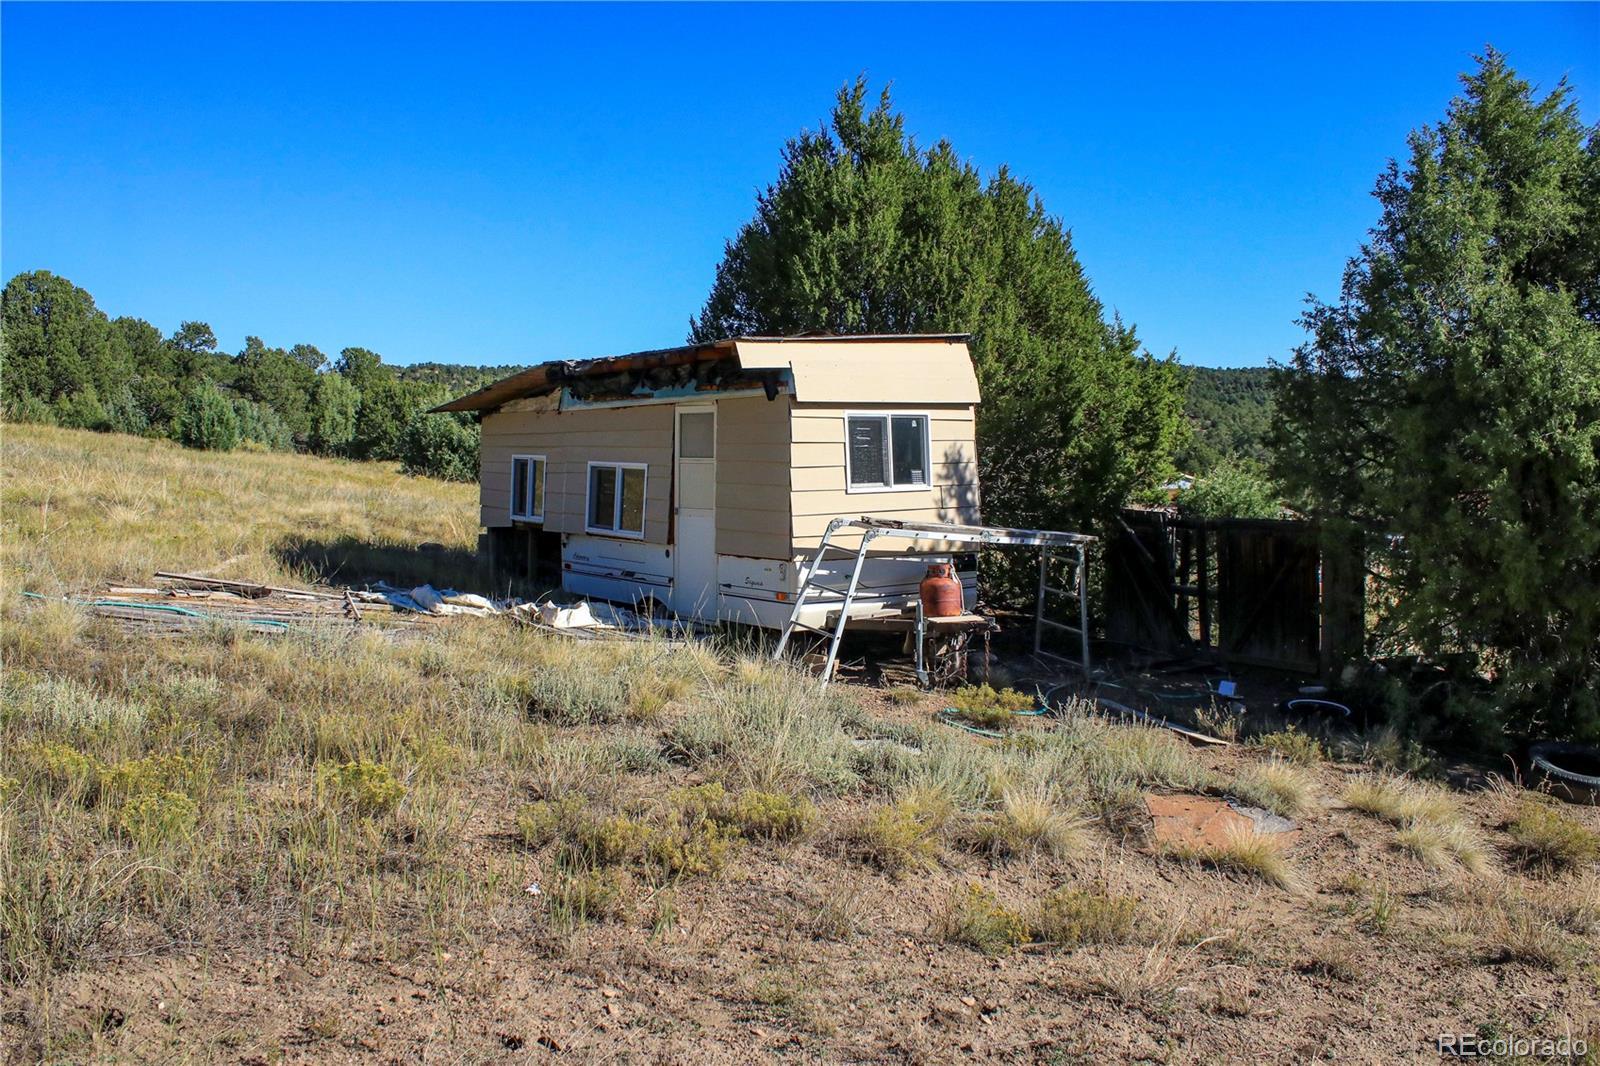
[691,81,1187,597]
[1273,51,1600,743]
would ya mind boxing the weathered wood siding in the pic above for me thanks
[789,402,981,551]
[479,402,673,543]
[714,394,792,559]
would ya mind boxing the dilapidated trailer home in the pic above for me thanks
[433,335,982,628]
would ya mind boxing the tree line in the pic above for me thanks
[0,272,508,481]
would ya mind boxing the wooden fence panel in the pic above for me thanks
[1216,521,1321,672]
[1102,511,1359,676]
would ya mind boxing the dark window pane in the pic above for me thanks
[620,467,646,533]
[848,418,887,486]
[891,416,927,486]
[589,466,617,529]
[512,458,529,516]
[531,459,545,518]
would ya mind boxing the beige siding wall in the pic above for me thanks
[789,402,981,550]
[480,404,673,543]
[714,394,791,559]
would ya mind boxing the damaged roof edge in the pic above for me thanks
[427,333,974,414]
[428,339,736,413]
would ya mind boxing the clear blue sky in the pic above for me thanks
[3,3,1595,369]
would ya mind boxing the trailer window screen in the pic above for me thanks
[678,412,715,459]
[847,414,929,489]
[890,416,928,486]
[848,418,887,486]
[511,455,545,521]
[586,462,646,538]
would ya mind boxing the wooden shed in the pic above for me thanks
[433,335,983,628]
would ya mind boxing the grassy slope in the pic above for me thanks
[2,423,483,595]
[2,424,1597,1062]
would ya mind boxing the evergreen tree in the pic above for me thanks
[1273,52,1600,743]
[176,382,243,451]
[350,374,431,462]
[309,372,360,455]
[0,270,126,408]
[232,336,316,442]
[399,411,479,482]
[692,80,1187,591]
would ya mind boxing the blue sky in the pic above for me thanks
[3,3,1595,369]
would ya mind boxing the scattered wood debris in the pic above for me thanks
[23,575,451,638]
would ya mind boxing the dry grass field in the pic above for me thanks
[3,423,1598,1064]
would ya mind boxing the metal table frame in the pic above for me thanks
[772,517,1097,685]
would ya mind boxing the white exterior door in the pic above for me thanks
[672,405,718,620]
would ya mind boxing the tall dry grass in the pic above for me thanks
[2,422,482,594]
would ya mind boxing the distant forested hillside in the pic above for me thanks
[0,270,525,481]
[1178,366,1274,472]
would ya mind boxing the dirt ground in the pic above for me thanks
[7,678,1596,1066]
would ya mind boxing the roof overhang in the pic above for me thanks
[429,334,977,414]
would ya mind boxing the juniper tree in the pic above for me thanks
[1273,51,1600,743]
[691,80,1187,598]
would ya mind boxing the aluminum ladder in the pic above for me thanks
[772,517,880,685]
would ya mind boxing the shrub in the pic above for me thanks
[117,790,198,847]
[1179,460,1280,520]
[1251,728,1323,766]
[947,684,1036,731]
[1029,884,1140,947]
[966,784,1085,860]
[101,384,150,437]
[399,413,479,482]
[845,788,950,874]
[548,866,628,929]
[1505,798,1600,874]
[1228,760,1314,818]
[176,383,241,451]
[516,795,587,849]
[53,387,109,431]
[316,759,405,816]
[99,752,210,805]
[576,814,653,868]
[520,787,746,881]
[30,742,101,798]
[3,391,57,426]
[720,789,817,842]
[644,816,739,879]
[309,372,360,455]
[1344,775,1487,873]
[937,883,1027,955]
[231,397,294,451]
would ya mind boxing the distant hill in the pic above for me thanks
[396,362,525,394]
[1178,366,1275,472]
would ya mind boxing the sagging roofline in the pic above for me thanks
[428,333,974,414]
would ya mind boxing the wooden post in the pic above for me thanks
[1319,522,1365,682]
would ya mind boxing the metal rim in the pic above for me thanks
[1282,698,1352,719]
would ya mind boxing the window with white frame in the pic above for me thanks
[510,455,546,521]
[846,413,930,490]
[586,461,647,538]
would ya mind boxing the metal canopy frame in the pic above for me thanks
[773,517,1097,686]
